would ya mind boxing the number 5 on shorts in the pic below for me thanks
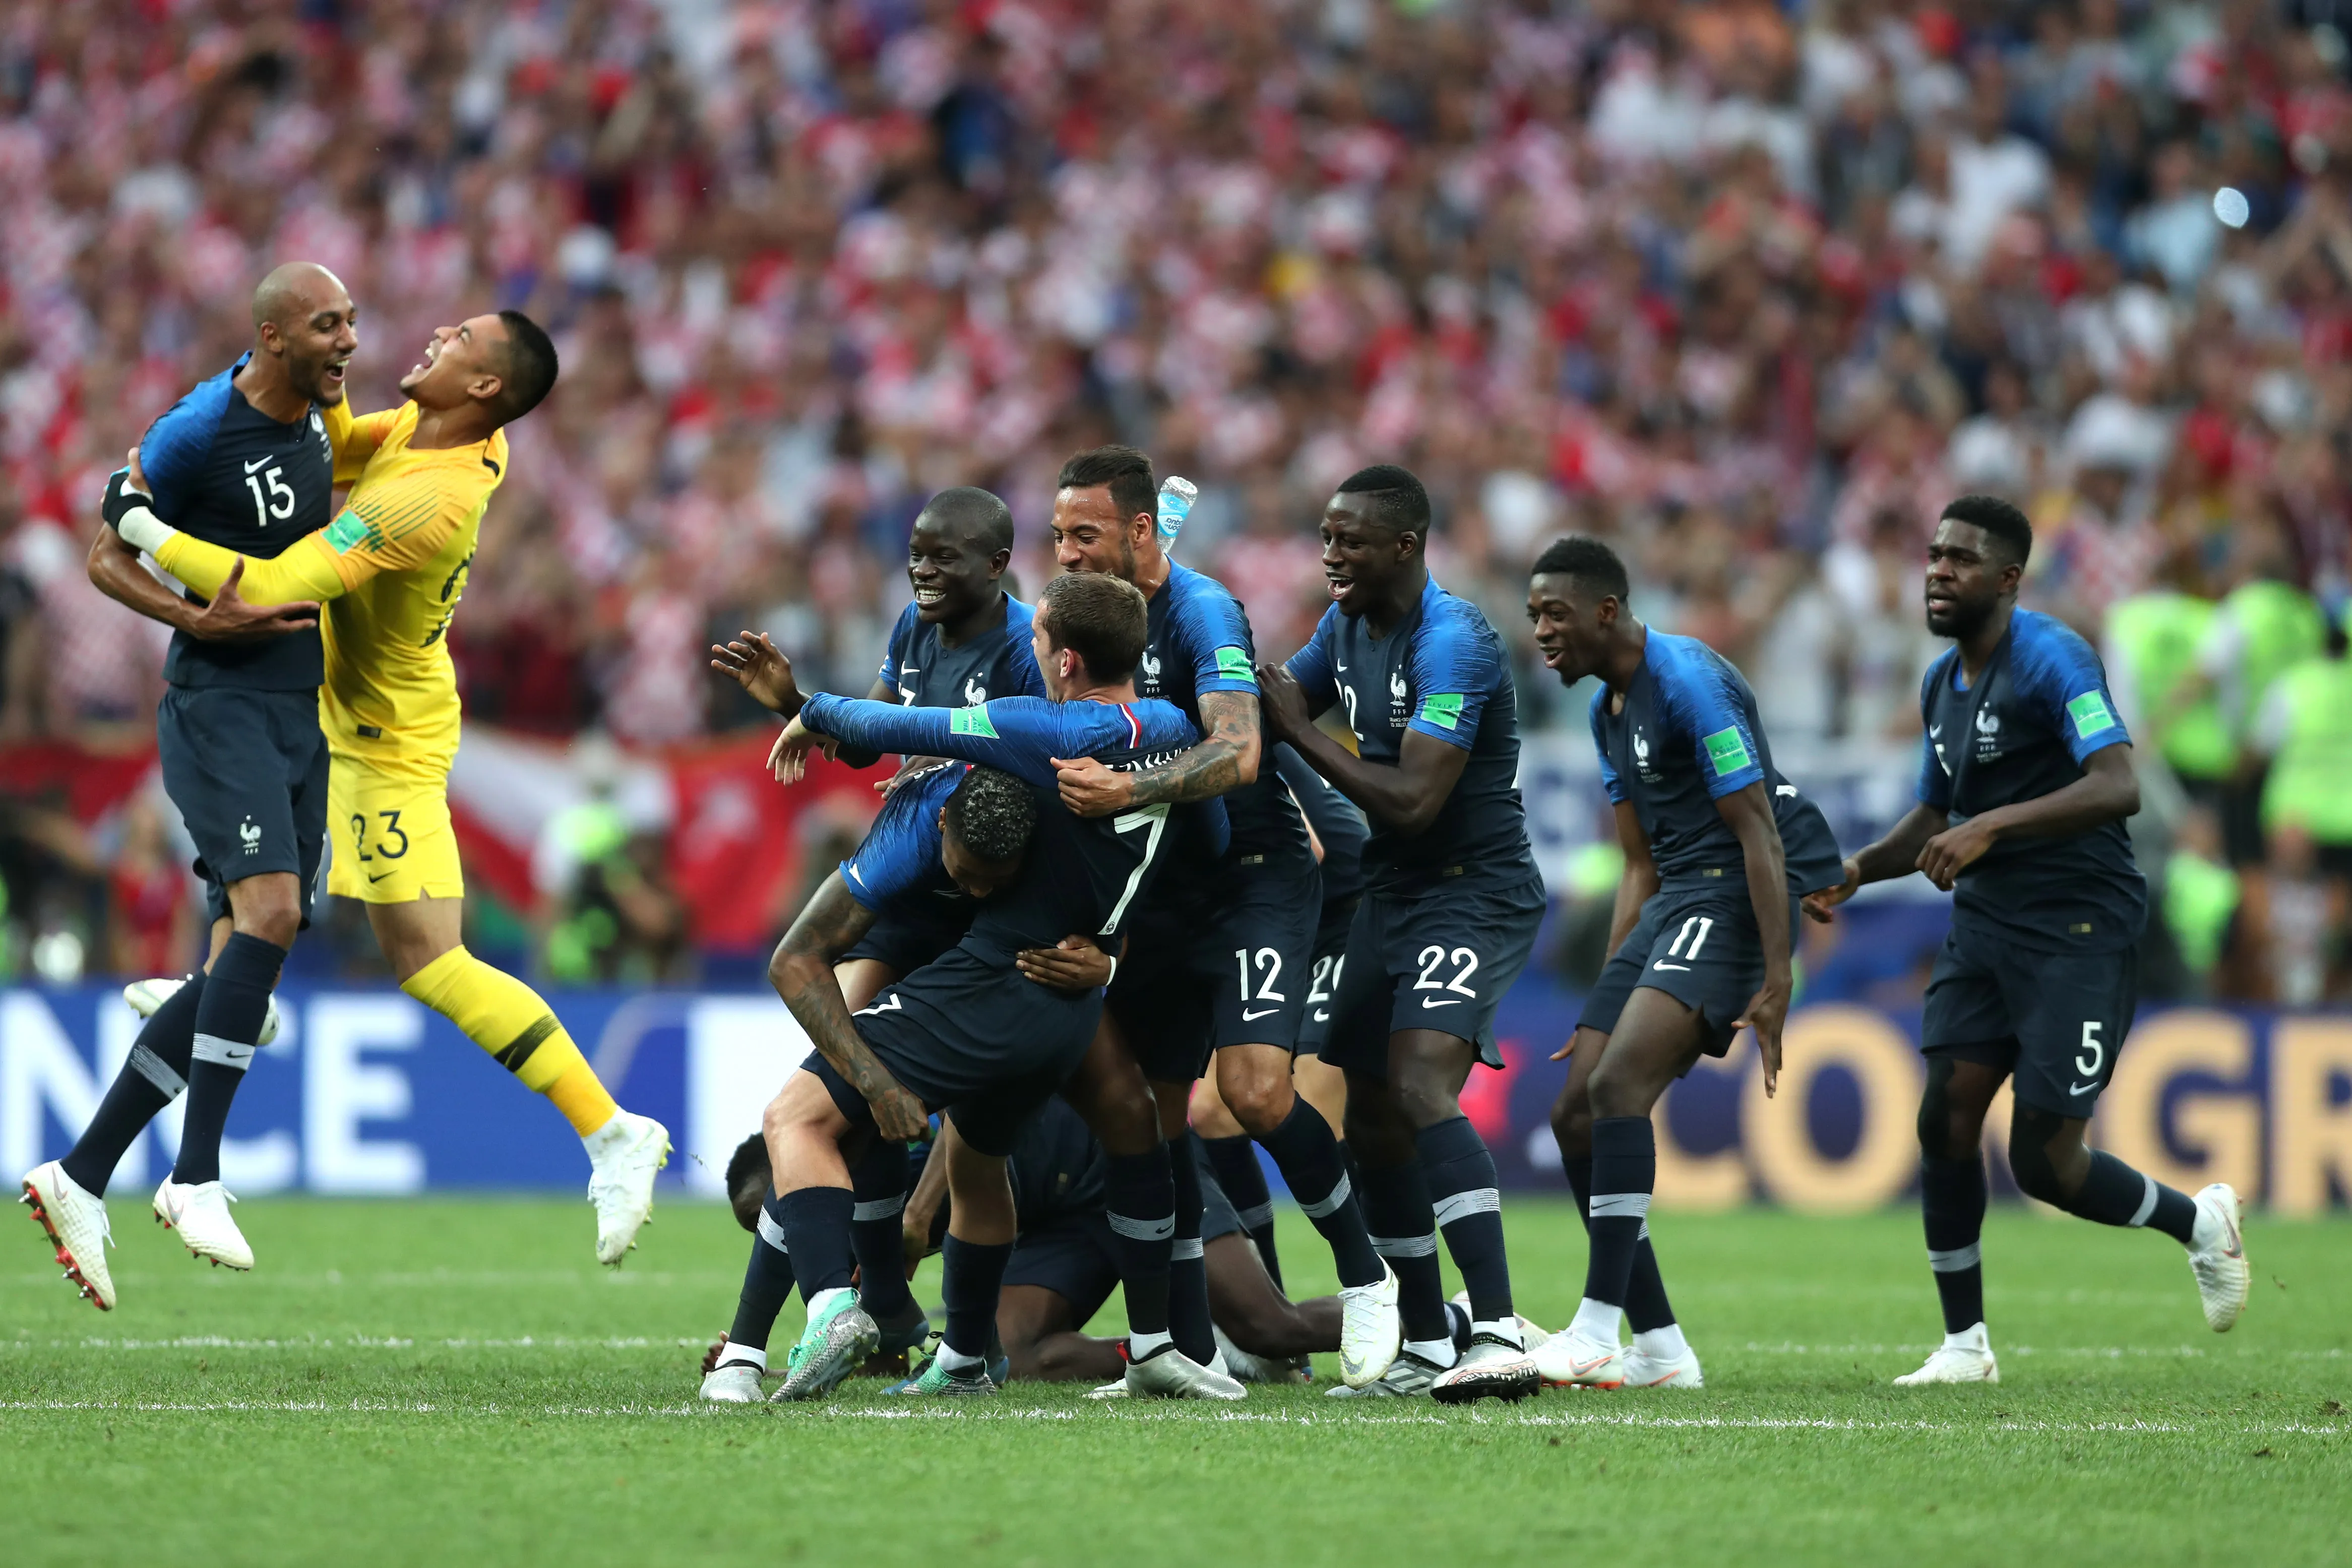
[2075,1020,2103,1078]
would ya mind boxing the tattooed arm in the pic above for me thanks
[1054,689,1262,817]
[766,870,929,1140]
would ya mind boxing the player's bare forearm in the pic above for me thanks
[1850,803,1947,886]
[902,1131,950,1270]
[1283,723,1470,838]
[1121,692,1261,809]
[1972,745,2141,842]
[1603,800,1658,957]
[1720,784,1791,983]
[770,876,919,1130]
[86,527,196,634]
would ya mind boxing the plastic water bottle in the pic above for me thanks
[1156,476,1197,553]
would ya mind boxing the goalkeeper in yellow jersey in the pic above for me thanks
[112,308,672,1266]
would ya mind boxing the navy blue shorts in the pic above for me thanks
[1577,883,1799,1057]
[1002,1153,1243,1323]
[1321,873,1544,1078]
[841,912,966,977]
[1293,894,1359,1058]
[809,948,1100,1157]
[1922,924,2140,1118]
[156,685,328,928]
[1108,850,1322,1081]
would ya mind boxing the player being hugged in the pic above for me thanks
[716,572,1233,1399]
[102,307,673,1268]
[1525,537,1844,1390]
[1812,495,2250,1385]
[22,264,351,1305]
[1259,466,1547,1404]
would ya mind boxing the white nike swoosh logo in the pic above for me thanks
[1419,996,1461,1009]
[1312,1009,1329,1023]
[1652,962,1690,972]
[1775,784,1796,797]
[848,865,865,887]
[1335,661,1347,672]
[1929,725,1942,737]
[243,456,274,472]
[2069,1080,2099,1095]
[1241,1007,1279,1021]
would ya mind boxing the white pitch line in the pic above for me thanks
[2,1399,2343,1438]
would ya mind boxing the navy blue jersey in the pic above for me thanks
[1918,608,2145,951]
[139,355,337,691]
[1287,576,1537,892]
[877,592,1045,708]
[1007,1097,1107,1229]
[838,763,977,951]
[801,692,1216,957]
[1274,741,1366,912]
[1590,631,1845,895]
[1136,562,1311,865]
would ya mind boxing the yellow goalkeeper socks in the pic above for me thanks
[402,946,619,1136]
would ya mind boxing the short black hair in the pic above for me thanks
[1335,464,1431,537]
[1057,445,1157,526]
[917,486,1015,554]
[1531,534,1631,603]
[1039,570,1149,682]
[942,764,1037,864]
[724,1133,769,1226]
[493,309,559,422]
[1939,493,2033,566]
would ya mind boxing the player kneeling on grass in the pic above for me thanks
[705,1104,1344,1399]
[1526,538,1848,1390]
[1810,496,2249,1385]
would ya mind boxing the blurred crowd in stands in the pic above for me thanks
[0,0,2346,1001]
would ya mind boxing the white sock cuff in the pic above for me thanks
[756,1210,790,1253]
[1927,1242,1981,1273]
[1587,1191,1651,1220]
[129,1042,188,1098]
[1172,1237,1205,1261]
[718,1344,767,1372]
[1370,1231,1439,1259]
[190,1033,257,1072]
[2127,1173,2159,1228]
[852,1194,907,1222]
[1633,1323,1690,1360]
[1569,1297,1623,1342]
[1471,1316,1523,1349]
[1237,1201,1278,1229]
[1402,1336,1459,1368]
[1298,1171,1353,1220]
[1107,1210,1175,1242]
[1433,1186,1501,1227]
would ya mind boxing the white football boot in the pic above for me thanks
[1533,1330,1627,1390]
[1337,1263,1402,1388]
[700,1357,768,1403]
[1618,1341,1704,1389]
[153,1177,253,1270]
[125,977,281,1046]
[1107,1345,1247,1401]
[21,1161,116,1310]
[584,1111,670,1265]
[1325,1348,1449,1398]
[2187,1183,2250,1333]
[1432,1329,1541,1403]
[1893,1324,2000,1385]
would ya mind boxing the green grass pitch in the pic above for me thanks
[6,1196,2345,1566]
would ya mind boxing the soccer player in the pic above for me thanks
[694,759,1049,1401]
[21,263,353,1306]
[101,311,672,1266]
[1048,445,1402,1391]
[1809,495,2250,1384]
[736,572,1241,1399]
[1258,465,1546,1403]
[1523,536,1844,1390]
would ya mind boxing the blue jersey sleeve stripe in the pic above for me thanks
[138,366,237,520]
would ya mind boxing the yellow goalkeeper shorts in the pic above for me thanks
[325,757,466,903]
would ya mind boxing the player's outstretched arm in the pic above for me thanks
[769,871,926,1141]
[1258,662,1469,836]
[1718,781,1793,1096]
[1056,691,1261,817]
[85,509,318,643]
[1805,801,1947,920]
[787,694,1060,789]
[108,452,357,606]
[1914,743,2139,891]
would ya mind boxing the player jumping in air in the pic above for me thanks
[1811,495,2249,1384]
[22,264,352,1306]
[1259,465,1546,1404]
[102,307,671,1268]
[1524,536,1844,1390]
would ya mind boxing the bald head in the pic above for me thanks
[245,262,356,409]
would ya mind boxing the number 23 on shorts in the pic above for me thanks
[351,809,410,861]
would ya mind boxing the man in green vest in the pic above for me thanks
[2194,530,2325,862]
[2250,611,2352,885]
[2105,586,2236,790]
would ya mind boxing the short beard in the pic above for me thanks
[1928,595,1998,642]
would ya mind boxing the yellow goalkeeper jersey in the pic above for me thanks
[154,398,507,780]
